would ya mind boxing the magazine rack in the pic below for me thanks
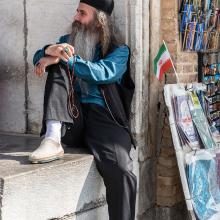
[164,83,220,220]
[164,84,197,220]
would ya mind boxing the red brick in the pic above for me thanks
[157,175,180,186]
[160,147,175,157]
[182,64,194,73]
[162,126,172,138]
[161,136,174,147]
[158,156,177,168]
[156,192,184,207]
[157,183,181,196]
[161,0,176,9]
[157,163,178,177]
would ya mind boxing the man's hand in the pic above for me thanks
[35,56,60,77]
[45,43,74,62]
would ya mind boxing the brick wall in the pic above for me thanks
[156,0,199,215]
[161,0,198,84]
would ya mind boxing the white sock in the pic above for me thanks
[45,120,62,143]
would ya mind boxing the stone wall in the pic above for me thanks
[0,0,76,133]
[0,0,150,219]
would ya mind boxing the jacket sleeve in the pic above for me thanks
[32,35,69,65]
[69,45,129,84]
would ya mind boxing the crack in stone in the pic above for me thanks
[0,178,4,220]
[23,0,30,133]
[48,196,106,220]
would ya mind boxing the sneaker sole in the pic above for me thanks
[29,151,64,164]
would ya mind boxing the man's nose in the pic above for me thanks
[74,13,80,22]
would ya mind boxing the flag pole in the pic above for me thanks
[163,40,180,84]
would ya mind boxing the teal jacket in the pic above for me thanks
[33,35,129,107]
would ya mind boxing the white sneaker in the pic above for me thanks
[29,138,64,164]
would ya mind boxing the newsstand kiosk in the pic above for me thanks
[164,1,220,219]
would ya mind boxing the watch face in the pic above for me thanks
[203,54,208,66]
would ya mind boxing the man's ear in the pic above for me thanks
[93,17,101,28]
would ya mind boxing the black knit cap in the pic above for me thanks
[80,0,114,15]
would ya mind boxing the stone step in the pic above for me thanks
[0,133,108,220]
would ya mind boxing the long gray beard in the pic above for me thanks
[68,22,100,96]
[68,23,99,61]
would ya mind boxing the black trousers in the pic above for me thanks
[42,64,137,220]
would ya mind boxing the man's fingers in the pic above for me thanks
[61,44,74,56]
[58,49,69,61]
[35,64,44,76]
[62,50,70,60]
[65,47,72,57]
[46,44,74,58]
[67,45,74,55]
[35,67,40,76]
[36,66,42,76]
[35,65,40,76]
[59,53,69,62]
[54,57,60,64]
[40,63,45,73]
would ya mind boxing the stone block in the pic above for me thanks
[0,134,107,220]
[0,81,26,133]
[0,0,26,133]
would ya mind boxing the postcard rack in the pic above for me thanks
[179,0,220,52]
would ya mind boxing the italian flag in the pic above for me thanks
[154,42,173,81]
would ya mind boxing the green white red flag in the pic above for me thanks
[154,42,173,81]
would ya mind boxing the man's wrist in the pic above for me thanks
[43,45,52,56]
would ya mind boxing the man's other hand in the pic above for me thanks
[35,56,60,77]
[45,44,74,62]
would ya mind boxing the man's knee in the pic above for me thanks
[97,149,134,178]
[115,145,133,173]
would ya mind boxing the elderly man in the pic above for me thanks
[29,0,136,219]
